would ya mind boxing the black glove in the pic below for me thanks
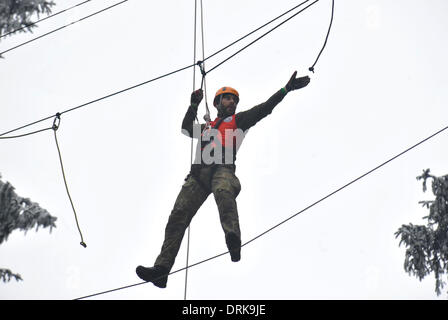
[190,89,203,106]
[285,71,310,92]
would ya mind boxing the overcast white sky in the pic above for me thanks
[1,0,448,300]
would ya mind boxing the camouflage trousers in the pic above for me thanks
[154,164,241,271]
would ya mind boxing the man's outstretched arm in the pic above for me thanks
[235,71,310,131]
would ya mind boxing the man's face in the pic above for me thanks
[219,93,239,116]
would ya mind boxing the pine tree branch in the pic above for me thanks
[397,169,448,296]
[0,174,57,245]
[0,0,55,38]
[0,268,23,283]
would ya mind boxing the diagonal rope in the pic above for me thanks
[0,0,319,139]
[0,0,93,39]
[0,127,53,139]
[0,63,195,138]
[74,123,448,300]
[0,0,128,56]
[206,0,319,74]
[202,0,311,62]
[1,0,327,253]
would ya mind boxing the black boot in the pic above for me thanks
[226,232,241,262]
[136,265,169,288]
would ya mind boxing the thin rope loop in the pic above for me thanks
[52,113,87,248]
[309,0,334,73]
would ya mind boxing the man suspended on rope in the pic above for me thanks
[136,71,310,288]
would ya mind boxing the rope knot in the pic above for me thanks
[52,112,61,131]
[196,60,207,76]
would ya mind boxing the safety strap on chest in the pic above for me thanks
[201,116,226,150]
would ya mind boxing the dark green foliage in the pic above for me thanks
[0,0,55,37]
[0,268,22,283]
[0,174,57,282]
[1,1,58,282]
[395,169,448,296]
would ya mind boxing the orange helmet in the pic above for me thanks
[213,86,239,106]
